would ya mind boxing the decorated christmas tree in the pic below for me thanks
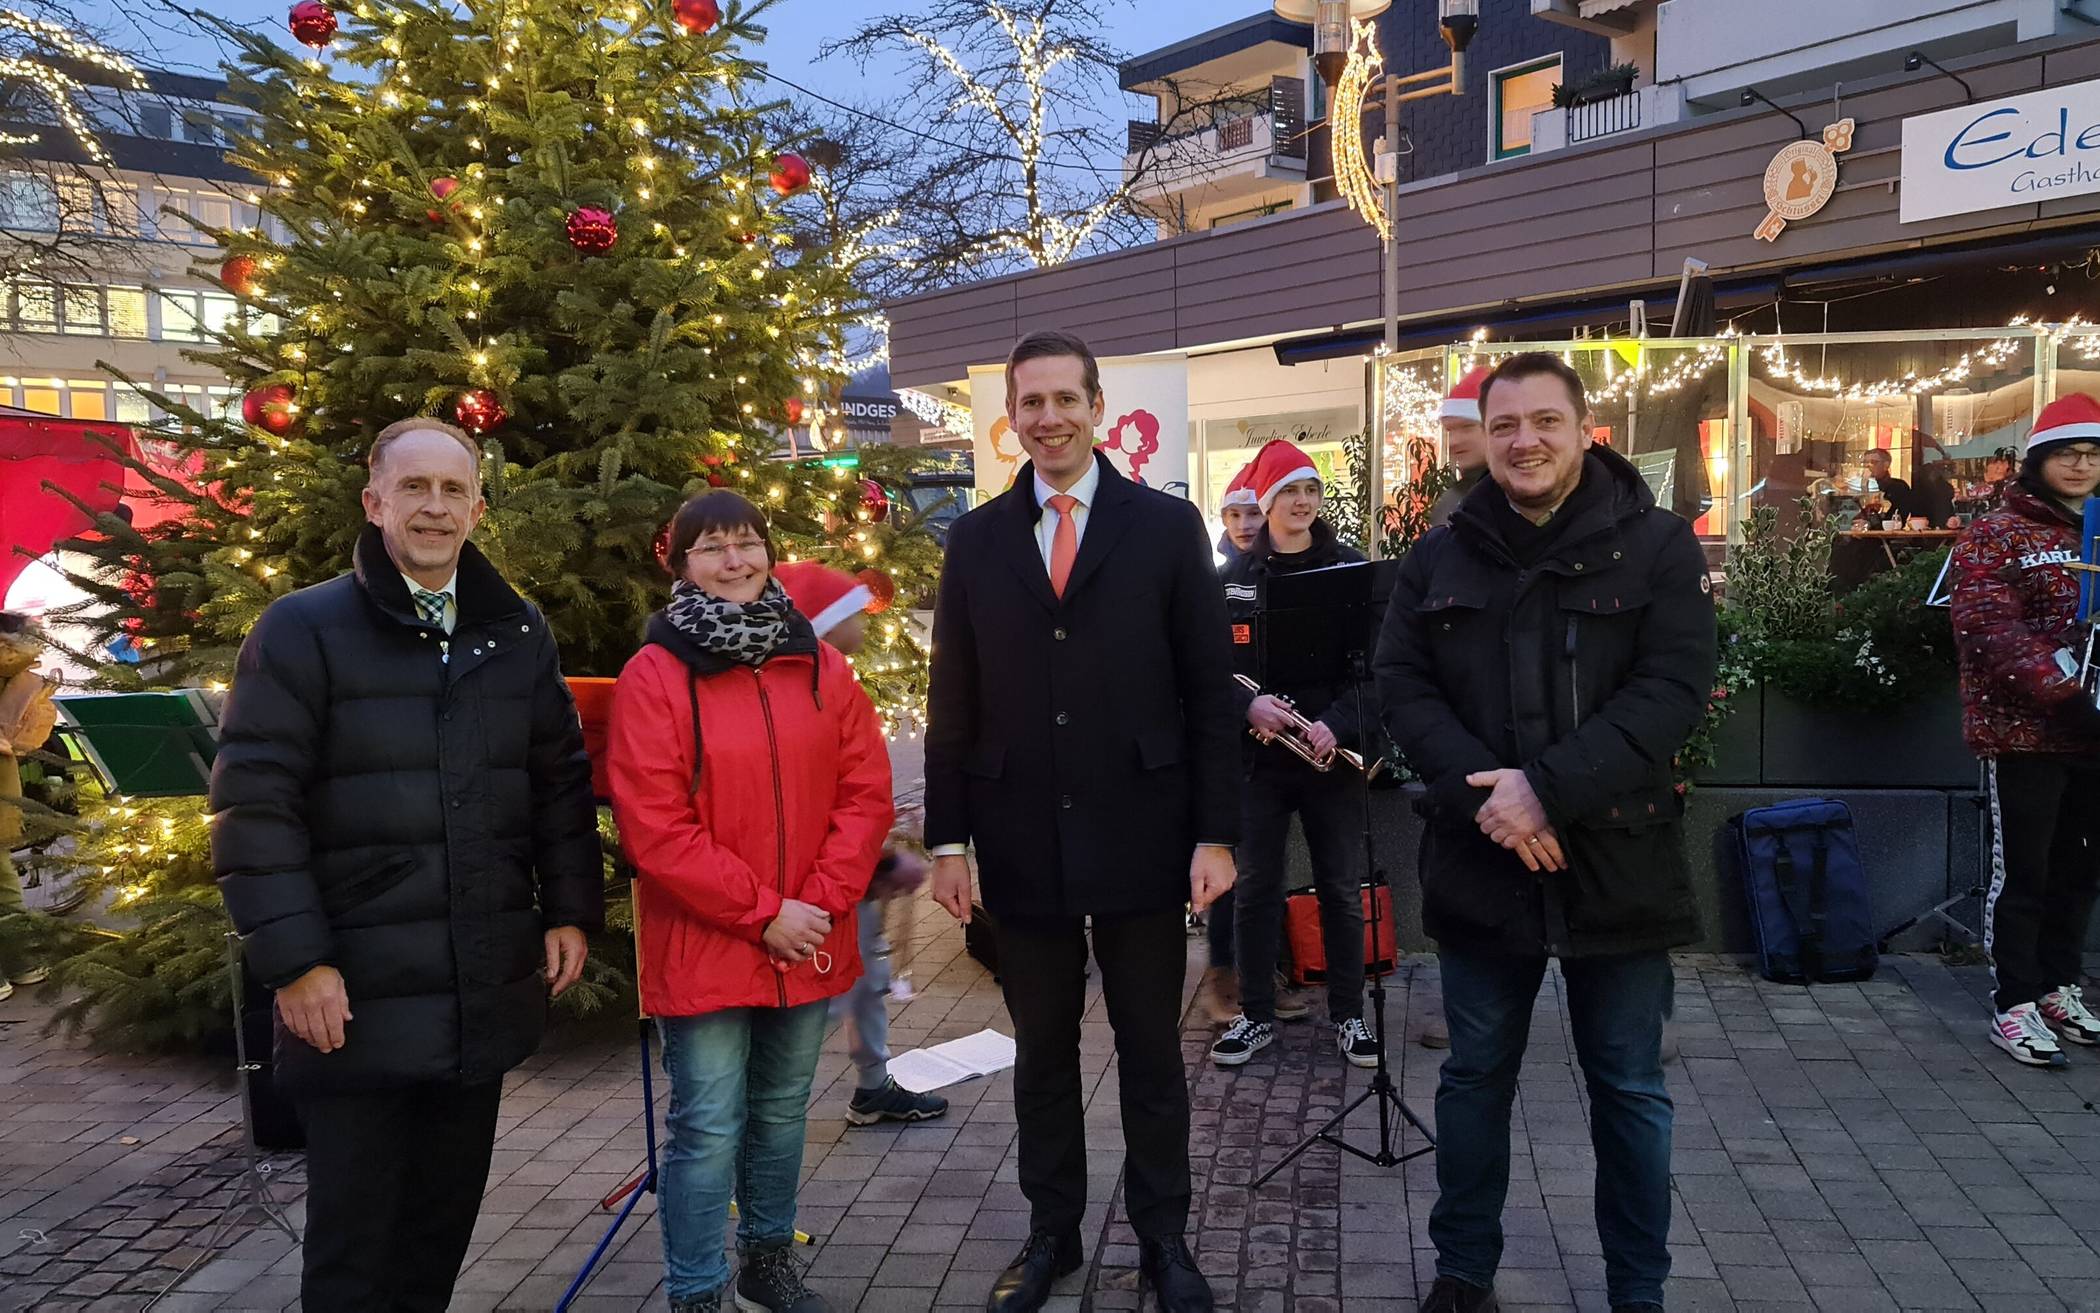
[36,0,942,1046]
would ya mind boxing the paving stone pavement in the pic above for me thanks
[4,911,2100,1311]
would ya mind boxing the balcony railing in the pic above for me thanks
[1126,74,1307,169]
[1566,89,1640,144]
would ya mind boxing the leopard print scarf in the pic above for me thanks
[660,577,794,666]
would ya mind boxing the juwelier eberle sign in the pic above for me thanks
[1901,77,2100,223]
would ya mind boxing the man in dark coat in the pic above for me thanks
[925,330,1239,1313]
[211,418,602,1313]
[1373,353,1715,1313]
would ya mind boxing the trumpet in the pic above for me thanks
[1234,674,1381,776]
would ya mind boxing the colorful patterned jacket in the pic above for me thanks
[1949,481,2100,758]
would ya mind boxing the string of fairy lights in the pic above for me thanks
[0,8,146,162]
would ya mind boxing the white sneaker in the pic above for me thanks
[1991,1003,2069,1068]
[1210,1015,1274,1067]
[9,966,48,986]
[1337,1017,1380,1069]
[2039,984,2100,1046]
[0,979,13,1003]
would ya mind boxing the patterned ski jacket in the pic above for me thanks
[1949,481,2100,758]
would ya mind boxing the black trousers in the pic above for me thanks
[997,907,1191,1239]
[295,1078,504,1312]
[1234,762,1365,1024]
[1985,754,2100,1012]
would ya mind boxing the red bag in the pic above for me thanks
[1286,884,1396,984]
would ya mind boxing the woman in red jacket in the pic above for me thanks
[609,491,892,1313]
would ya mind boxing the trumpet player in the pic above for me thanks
[1211,439,1382,1071]
[1950,392,2100,1069]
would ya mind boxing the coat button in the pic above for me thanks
[1055,712,1069,726]
[1053,627,1068,641]
[1061,795,1073,809]
[519,624,530,632]
[472,647,483,656]
[451,798,462,809]
[1573,562,1585,571]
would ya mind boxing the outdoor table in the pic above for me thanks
[1846,529,1959,570]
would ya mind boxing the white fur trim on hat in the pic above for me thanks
[1258,464,1321,514]
[1439,397,1481,422]
[808,585,874,637]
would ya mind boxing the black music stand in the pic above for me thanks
[1253,560,1435,1184]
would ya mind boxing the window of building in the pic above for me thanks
[10,280,55,331]
[181,109,219,146]
[20,384,59,415]
[60,285,102,335]
[1209,199,1293,229]
[0,173,59,231]
[67,380,109,420]
[1491,55,1561,161]
[140,104,172,138]
[107,286,147,338]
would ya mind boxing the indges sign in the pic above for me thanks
[1901,77,2100,223]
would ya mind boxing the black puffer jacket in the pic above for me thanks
[211,525,602,1094]
[1219,519,1373,771]
[1373,447,1715,958]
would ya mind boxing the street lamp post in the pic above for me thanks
[1276,0,1478,556]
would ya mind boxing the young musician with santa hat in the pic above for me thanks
[1429,367,1493,528]
[1210,439,1382,1071]
[1217,460,1264,561]
[1950,393,2100,1068]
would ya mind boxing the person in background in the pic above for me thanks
[1375,353,1714,1313]
[925,330,1238,1313]
[609,492,893,1313]
[771,559,949,1127]
[1860,447,1921,525]
[1949,393,2100,1069]
[1428,366,1493,528]
[1914,459,1960,529]
[1217,460,1263,561]
[1196,459,1262,1025]
[1210,439,1381,1072]
[1966,447,2018,508]
[211,419,602,1312]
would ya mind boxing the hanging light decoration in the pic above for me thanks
[1274,1,1391,88]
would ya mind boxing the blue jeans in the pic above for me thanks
[1431,946,1674,1307]
[841,899,892,1090]
[657,1002,830,1300]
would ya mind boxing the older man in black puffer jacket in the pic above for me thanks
[211,417,601,1313]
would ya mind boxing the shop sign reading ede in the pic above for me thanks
[1901,77,2100,223]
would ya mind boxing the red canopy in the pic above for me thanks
[0,410,139,601]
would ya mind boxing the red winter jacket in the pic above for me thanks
[1949,481,2100,759]
[608,617,892,1018]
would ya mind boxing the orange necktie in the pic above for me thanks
[1046,493,1079,597]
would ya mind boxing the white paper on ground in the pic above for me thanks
[886,1028,1017,1093]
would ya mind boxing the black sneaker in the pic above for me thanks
[1337,1017,1380,1069]
[846,1078,949,1126]
[1210,1015,1274,1067]
[734,1244,827,1313]
[670,1293,722,1313]
[1611,1303,1664,1312]
[1422,1275,1499,1312]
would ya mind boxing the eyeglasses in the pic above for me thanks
[2046,447,2100,468]
[687,537,768,561]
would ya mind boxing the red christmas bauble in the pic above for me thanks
[671,0,719,34]
[565,206,618,254]
[288,0,337,48]
[430,176,459,201]
[769,153,811,197]
[857,568,895,614]
[706,472,728,487]
[220,254,259,296]
[783,397,805,425]
[241,384,298,436]
[453,388,507,434]
[858,478,890,523]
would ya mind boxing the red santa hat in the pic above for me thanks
[773,560,873,640]
[2025,393,2100,460]
[1248,438,1321,514]
[1440,366,1492,423]
[1220,460,1259,510]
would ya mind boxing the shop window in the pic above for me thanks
[114,391,150,424]
[21,385,60,415]
[1491,56,1561,161]
[67,381,108,421]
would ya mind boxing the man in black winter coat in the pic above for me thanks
[210,418,602,1313]
[1373,354,1715,1313]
